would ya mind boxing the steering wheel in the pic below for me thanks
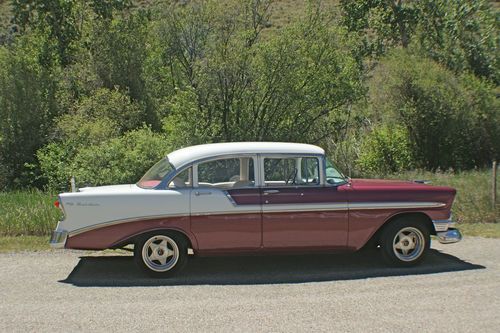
[285,168,298,185]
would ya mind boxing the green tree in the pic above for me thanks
[340,0,499,83]
[0,32,61,189]
[12,0,80,65]
[340,0,419,55]
[152,0,364,147]
[414,0,499,84]
[368,49,499,170]
[89,9,153,122]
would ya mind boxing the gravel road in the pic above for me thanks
[1,237,499,332]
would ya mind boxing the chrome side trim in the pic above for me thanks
[49,229,68,248]
[67,201,447,237]
[68,213,189,237]
[223,190,238,206]
[437,229,462,244]
[350,202,446,210]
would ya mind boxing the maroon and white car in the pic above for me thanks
[50,142,461,277]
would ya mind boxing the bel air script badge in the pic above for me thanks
[65,202,100,207]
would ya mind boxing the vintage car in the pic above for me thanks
[50,142,461,277]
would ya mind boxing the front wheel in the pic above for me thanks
[380,218,430,267]
[134,232,188,278]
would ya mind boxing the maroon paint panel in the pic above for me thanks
[66,216,194,250]
[227,188,261,205]
[346,178,455,250]
[262,186,349,248]
[349,178,456,209]
[263,211,348,248]
[190,213,262,251]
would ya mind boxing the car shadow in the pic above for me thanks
[60,248,485,287]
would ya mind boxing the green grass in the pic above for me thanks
[458,223,500,238]
[0,235,51,252]
[0,190,61,236]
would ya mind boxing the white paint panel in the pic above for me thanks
[57,187,191,234]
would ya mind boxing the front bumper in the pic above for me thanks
[49,229,68,249]
[432,218,462,244]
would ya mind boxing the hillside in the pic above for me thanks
[0,0,339,40]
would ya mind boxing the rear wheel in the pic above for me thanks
[380,218,430,267]
[134,232,188,278]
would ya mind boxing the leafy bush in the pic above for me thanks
[368,49,499,170]
[37,142,78,191]
[38,127,171,191]
[56,88,144,139]
[357,125,414,176]
[0,32,61,189]
[68,127,170,188]
[415,0,499,84]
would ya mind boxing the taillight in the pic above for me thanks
[54,200,60,208]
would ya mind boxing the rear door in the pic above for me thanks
[190,156,262,251]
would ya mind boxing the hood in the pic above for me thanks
[350,178,455,192]
[350,178,430,188]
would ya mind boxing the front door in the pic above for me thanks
[190,156,262,251]
[261,156,348,249]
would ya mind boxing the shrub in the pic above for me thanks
[0,32,61,189]
[357,125,414,176]
[70,127,171,187]
[38,127,171,190]
[57,88,144,137]
[368,49,499,170]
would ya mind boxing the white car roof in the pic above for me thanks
[167,142,324,168]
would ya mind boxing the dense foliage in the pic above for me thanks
[0,0,498,190]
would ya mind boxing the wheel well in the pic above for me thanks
[368,212,434,248]
[112,229,193,250]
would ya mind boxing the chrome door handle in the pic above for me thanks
[195,191,212,196]
[263,190,280,195]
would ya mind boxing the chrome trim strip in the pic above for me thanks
[67,201,446,237]
[223,190,238,206]
[68,213,189,237]
[192,208,262,216]
[349,202,446,210]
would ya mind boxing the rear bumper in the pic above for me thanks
[49,229,68,249]
[433,217,462,244]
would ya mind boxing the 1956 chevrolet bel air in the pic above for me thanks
[50,142,462,277]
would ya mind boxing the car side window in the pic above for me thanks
[197,157,255,189]
[264,157,320,186]
[300,157,320,185]
[168,167,192,188]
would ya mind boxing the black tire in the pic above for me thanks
[134,231,188,278]
[379,217,430,267]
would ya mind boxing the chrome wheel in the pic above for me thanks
[392,227,425,262]
[141,235,179,272]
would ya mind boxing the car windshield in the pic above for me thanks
[325,158,347,185]
[137,158,175,189]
